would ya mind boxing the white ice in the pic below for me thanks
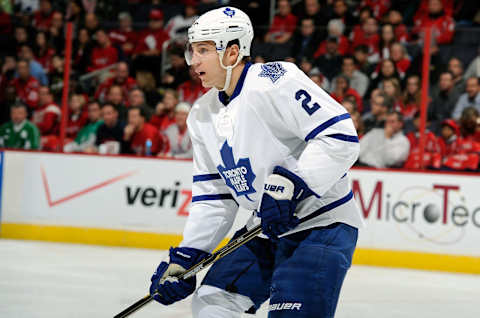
[0,239,479,318]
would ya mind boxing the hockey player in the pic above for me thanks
[149,7,363,317]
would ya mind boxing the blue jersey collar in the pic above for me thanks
[218,62,252,106]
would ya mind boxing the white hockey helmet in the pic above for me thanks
[185,7,254,91]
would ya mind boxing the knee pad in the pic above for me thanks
[192,285,255,318]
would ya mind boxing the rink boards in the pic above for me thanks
[0,150,479,274]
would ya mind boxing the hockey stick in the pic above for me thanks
[114,189,353,318]
[113,224,262,318]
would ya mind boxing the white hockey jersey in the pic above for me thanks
[181,62,364,253]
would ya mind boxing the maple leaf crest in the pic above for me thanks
[258,62,287,83]
[217,141,256,201]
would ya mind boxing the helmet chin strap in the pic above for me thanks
[218,51,244,92]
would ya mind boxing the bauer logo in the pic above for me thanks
[264,184,285,193]
[269,302,302,311]
[352,178,480,244]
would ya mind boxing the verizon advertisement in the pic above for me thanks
[1,151,194,234]
[1,151,479,258]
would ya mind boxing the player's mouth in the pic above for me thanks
[198,71,206,78]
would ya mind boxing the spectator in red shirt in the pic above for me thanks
[411,0,455,47]
[177,67,209,104]
[437,119,460,158]
[414,0,454,25]
[403,111,441,169]
[378,24,395,60]
[31,86,61,151]
[440,108,480,170]
[32,0,56,32]
[360,0,391,19]
[313,19,349,58]
[108,12,138,57]
[34,31,55,72]
[401,75,422,120]
[87,29,119,72]
[264,0,298,44]
[132,9,169,82]
[330,75,364,112]
[350,17,379,63]
[386,10,409,43]
[9,59,40,110]
[390,43,411,79]
[65,94,88,140]
[123,106,161,156]
[95,62,137,103]
[133,9,169,58]
[149,88,179,132]
[159,102,193,159]
[382,78,403,112]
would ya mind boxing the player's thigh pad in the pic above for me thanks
[201,228,274,311]
[268,223,358,318]
[192,285,254,318]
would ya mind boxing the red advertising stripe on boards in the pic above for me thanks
[40,165,138,207]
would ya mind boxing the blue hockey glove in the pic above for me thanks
[149,247,210,305]
[258,166,317,239]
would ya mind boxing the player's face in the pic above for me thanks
[189,41,226,89]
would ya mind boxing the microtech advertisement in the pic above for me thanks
[350,168,480,257]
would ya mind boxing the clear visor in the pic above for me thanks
[184,41,219,66]
[184,42,194,66]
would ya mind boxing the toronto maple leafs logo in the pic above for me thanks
[223,8,235,18]
[259,62,287,83]
[217,141,256,201]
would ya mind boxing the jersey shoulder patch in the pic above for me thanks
[258,62,287,84]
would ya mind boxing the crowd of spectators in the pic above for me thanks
[0,0,480,171]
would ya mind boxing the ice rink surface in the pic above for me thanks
[1,239,479,318]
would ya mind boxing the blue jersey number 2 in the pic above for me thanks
[295,89,320,115]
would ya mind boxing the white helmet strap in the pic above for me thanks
[217,50,244,92]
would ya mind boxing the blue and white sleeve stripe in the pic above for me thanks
[305,113,352,142]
